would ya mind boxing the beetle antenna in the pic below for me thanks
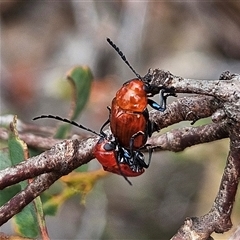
[106,38,142,80]
[33,115,102,137]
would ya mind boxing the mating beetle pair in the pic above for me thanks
[34,38,176,184]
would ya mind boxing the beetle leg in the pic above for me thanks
[147,120,160,138]
[148,98,166,111]
[129,131,145,156]
[136,145,152,169]
[115,149,132,185]
[134,151,148,168]
[159,88,177,109]
[148,88,176,111]
[146,148,153,167]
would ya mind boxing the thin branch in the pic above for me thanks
[147,69,240,100]
[150,95,221,128]
[0,128,61,150]
[0,115,56,135]
[147,121,229,152]
[171,122,240,240]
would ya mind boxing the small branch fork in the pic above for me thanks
[0,70,239,239]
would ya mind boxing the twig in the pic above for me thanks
[171,122,240,240]
[0,128,61,150]
[147,121,229,152]
[147,69,239,99]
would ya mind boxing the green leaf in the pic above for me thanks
[0,150,12,170]
[0,184,21,206]
[0,150,22,207]
[8,116,28,165]
[13,204,39,238]
[55,66,93,139]
[67,65,93,121]
[7,116,40,238]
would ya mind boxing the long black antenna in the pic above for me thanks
[33,115,102,137]
[106,38,142,80]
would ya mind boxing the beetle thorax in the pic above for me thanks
[115,79,148,111]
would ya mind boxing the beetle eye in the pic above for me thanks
[143,83,152,94]
[103,142,116,151]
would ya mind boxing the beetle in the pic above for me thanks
[94,137,147,178]
[33,114,150,185]
[104,38,176,152]
[109,98,151,150]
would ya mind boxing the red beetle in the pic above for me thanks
[94,136,147,184]
[33,115,149,185]
[105,38,176,151]
[109,97,150,149]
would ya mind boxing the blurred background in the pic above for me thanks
[1,1,240,239]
